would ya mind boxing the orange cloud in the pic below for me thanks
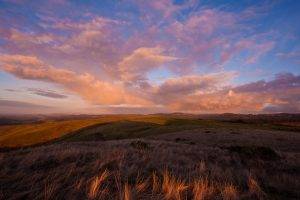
[152,72,237,103]
[168,90,267,113]
[166,76,300,113]
[0,54,150,106]
[1,54,299,113]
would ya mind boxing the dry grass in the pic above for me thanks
[44,181,57,200]
[0,115,299,200]
[124,182,132,200]
[247,175,265,199]
[152,172,161,194]
[0,115,168,147]
[192,179,214,200]
[135,175,148,193]
[0,119,107,147]
[88,169,110,199]
[221,184,238,200]
[162,171,188,200]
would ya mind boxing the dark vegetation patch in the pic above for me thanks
[61,155,78,164]
[76,153,96,167]
[174,137,188,142]
[60,121,159,142]
[174,137,196,145]
[100,160,120,171]
[56,119,209,144]
[227,145,280,161]
[30,156,59,171]
[130,140,151,150]
[264,185,300,199]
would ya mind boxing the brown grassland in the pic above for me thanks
[0,114,299,200]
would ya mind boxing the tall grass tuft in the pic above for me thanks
[44,181,57,200]
[222,183,238,200]
[248,175,265,199]
[152,171,160,194]
[135,176,148,193]
[124,182,132,200]
[162,171,188,200]
[88,169,110,199]
[192,179,214,200]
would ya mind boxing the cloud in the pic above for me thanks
[165,73,300,113]
[27,88,68,99]
[1,53,298,113]
[234,73,300,93]
[152,72,237,103]
[9,29,54,45]
[52,16,119,30]
[118,47,177,83]
[262,103,300,113]
[0,54,150,105]
[141,0,196,19]
[0,1,296,114]
[167,90,268,113]
[0,54,44,66]
[0,99,54,114]
[3,16,123,72]
[277,50,300,63]
[1,4,275,82]
[220,39,274,65]
[0,99,52,108]
[4,89,20,92]
[163,8,274,69]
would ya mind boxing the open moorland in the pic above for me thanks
[0,114,300,200]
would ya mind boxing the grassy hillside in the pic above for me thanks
[1,114,299,148]
[0,115,169,147]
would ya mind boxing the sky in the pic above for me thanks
[0,0,299,114]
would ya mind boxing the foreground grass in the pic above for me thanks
[1,139,299,199]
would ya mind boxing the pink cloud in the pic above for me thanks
[0,54,150,106]
[9,29,54,45]
[164,74,300,113]
[152,72,237,102]
[1,54,299,113]
[220,39,274,65]
[118,47,178,82]
[136,0,196,22]
[2,6,275,83]
[168,90,265,113]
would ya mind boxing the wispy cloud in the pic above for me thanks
[0,99,52,108]
[27,88,68,99]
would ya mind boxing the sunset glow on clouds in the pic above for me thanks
[0,0,300,114]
